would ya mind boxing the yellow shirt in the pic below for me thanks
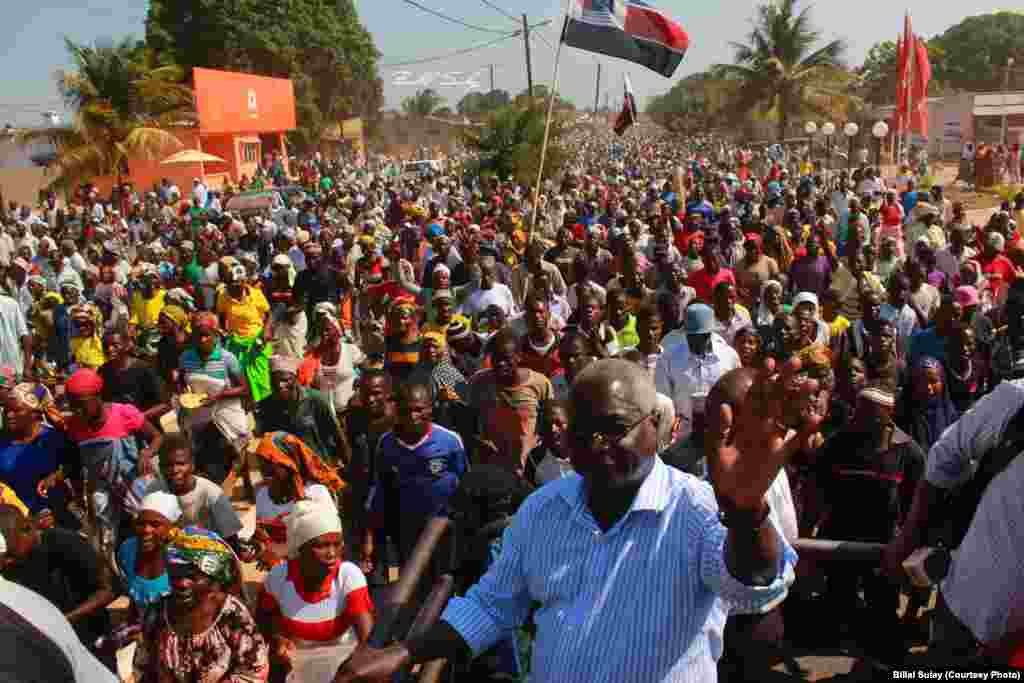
[0,482,27,516]
[71,336,106,369]
[828,315,851,341]
[130,289,166,329]
[216,286,270,339]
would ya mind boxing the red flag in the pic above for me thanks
[911,37,931,136]
[614,74,637,136]
[895,14,914,133]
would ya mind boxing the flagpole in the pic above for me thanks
[529,5,570,237]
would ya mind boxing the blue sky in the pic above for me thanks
[0,1,1011,126]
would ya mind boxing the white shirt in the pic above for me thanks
[880,302,918,345]
[460,283,517,320]
[0,295,28,373]
[654,334,740,438]
[0,231,13,267]
[0,577,118,682]
[192,182,209,207]
[943,452,1024,643]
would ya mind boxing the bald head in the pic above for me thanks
[572,359,657,418]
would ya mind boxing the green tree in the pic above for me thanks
[930,12,1024,91]
[712,0,854,141]
[462,105,572,185]
[514,85,575,110]
[646,71,736,134]
[146,0,383,152]
[21,38,192,190]
[458,89,511,118]
[402,88,445,117]
[857,39,946,104]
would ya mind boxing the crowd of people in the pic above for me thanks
[0,128,1023,682]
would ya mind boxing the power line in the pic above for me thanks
[399,0,511,34]
[380,32,522,67]
[477,0,520,24]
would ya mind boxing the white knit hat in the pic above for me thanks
[285,500,342,558]
[140,491,183,524]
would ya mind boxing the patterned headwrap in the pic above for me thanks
[164,526,238,587]
[160,305,191,333]
[10,383,53,411]
[254,431,346,501]
[795,343,835,391]
[9,382,63,429]
[165,288,196,312]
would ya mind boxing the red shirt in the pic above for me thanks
[979,253,1015,289]
[688,267,735,303]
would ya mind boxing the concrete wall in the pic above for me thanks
[0,167,55,207]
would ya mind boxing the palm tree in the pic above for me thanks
[21,38,193,190]
[713,0,853,142]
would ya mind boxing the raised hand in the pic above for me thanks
[707,356,825,512]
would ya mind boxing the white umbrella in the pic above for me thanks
[161,149,227,165]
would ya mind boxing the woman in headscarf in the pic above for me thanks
[257,501,373,683]
[216,263,273,403]
[132,527,269,683]
[68,303,106,370]
[157,304,191,386]
[178,313,252,484]
[754,279,787,329]
[763,224,795,273]
[0,382,77,529]
[129,265,167,358]
[251,431,345,569]
[792,291,832,346]
[409,330,468,429]
[117,491,178,625]
[385,298,422,381]
[898,356,959,451]
[297,303,365,417]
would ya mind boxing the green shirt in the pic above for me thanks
[254,388,344,467]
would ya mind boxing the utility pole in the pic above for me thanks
[489,64,495,93]
[522,14,534,99]
[1002,57,1015,146]
[594,63,601,115]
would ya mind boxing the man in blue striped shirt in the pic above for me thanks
[339,358,817,682]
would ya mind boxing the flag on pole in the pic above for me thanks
[894,13,931,137]
[894,13,913,134]
[562,0,689,78]
[613,74,637,136]
[911,37,931,136]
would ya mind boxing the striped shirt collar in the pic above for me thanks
[558,456,673,515]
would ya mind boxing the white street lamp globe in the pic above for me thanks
[872,121,889,139]
[804,121,818,135]
[822,122,836,136]
[844,122,859,137]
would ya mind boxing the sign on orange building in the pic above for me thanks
[193,67,297,135]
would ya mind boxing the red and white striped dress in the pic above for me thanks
[259,560,374,681]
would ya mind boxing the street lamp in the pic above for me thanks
[1002,57,1015,146]
[872,121,890,169]
[822,122,835,181]
[843,122,859,170]
[805,121,818,171]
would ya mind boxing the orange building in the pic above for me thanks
[97,67,297,196]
